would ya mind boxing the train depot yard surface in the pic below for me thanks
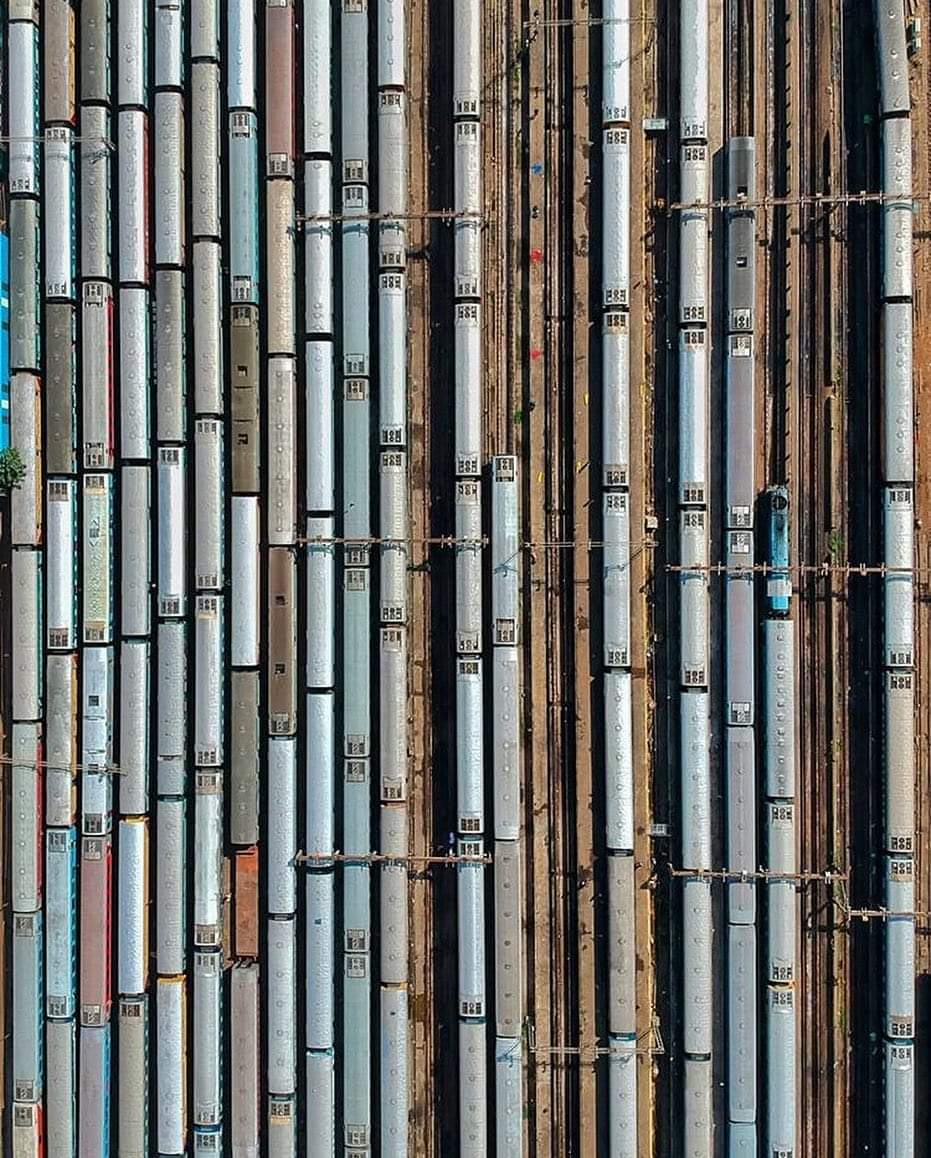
[0,0,927,1155]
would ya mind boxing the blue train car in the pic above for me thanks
[46,827,78,1019]
[765,485,791,616]
[229,111,260,303]
[79,1023,111,1158]
[13,910,44,1103]
[0,214,9,451]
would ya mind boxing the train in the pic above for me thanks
[45,655,77,827]
[9,11,39,196]
[232,847,259,960]
[154,90,185,266]
[12,736,42,914]
[306,690,336,860]
[267,917,297,1097]
[267,739,297,915]
[456,480,483,653]
[0,211,13,450]
[380,627,408,804]
[79,835,112,1026]
[230,673,260,846]
[157,445,187,617]
[763,484,798,1154]
[456,658,484,835]
[379,450,408,623]
[46,827,77,1019]
[764,485,791,615]
[156,799,186,977]
[46,304,76,473]
[155,621,186,799]
[44,0,75,128]
[676,2,715,1149]
[193,242,223,413]
[454,21,488,1143]
[491,456,520,645]
[117,0,148,108]
[119,639,150,815]
[492,647,521,843]
[81,280,115,469]
[876,10,916,1143]
[722,134,760,1148]
[601,1,635,1149]
[234,848,260,959]
[45,126,75,300]
[193,952,223,1128]
[12,550,42,723]
[194,772,224,946]
[80,650,113,827]
[231,496,260,666]
[231,964,260,1154]
[9,372,39,546]
[306,337,335,507]
[156,977,187,1154]
[603,491,631,668]
[453,27,490,1125]
[120,288,151,460]
[81,107,112,282]
[117,818,149,997]
[230,113,260,303]
[191,62,221,240]
[231,305,260,489]
[268,547,297,736]
[155,269,186,441]
[119,996,149,1155]
[121,466,151,636]
[82,473,113,643]
[267,356,297,544]
[194,420,224,590]
[11,198,40,373]
[117,109,148,286]
[306,516,336,687]
[194,596,224,766]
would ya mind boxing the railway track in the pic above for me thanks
[533,1,574,1149]
[910,15,931,1148]
[653,1,682,1150]
[407,0,437,1150]
[794,0,824,1151]
[568,0,597,1150]
[525,0,556,1149]
[424,3,459,1151]
[824,3,851,1151]
[548,6,575,1146]
[908,5,931,1145]
[843,0,885,1151]
[793,1,856,1153]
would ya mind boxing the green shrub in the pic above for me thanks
[0,448,27,492]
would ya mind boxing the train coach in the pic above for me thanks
[764,486,791,615]
[0,212,9,451]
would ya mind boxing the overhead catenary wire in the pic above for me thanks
[0,133,114,147]
[295,532,926,575]
[296,850,492,866]
[667,865,845,883]
[523,15,656,28]
[664,188,931,211]
[0,754,123,776]
[298,208,484,223]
